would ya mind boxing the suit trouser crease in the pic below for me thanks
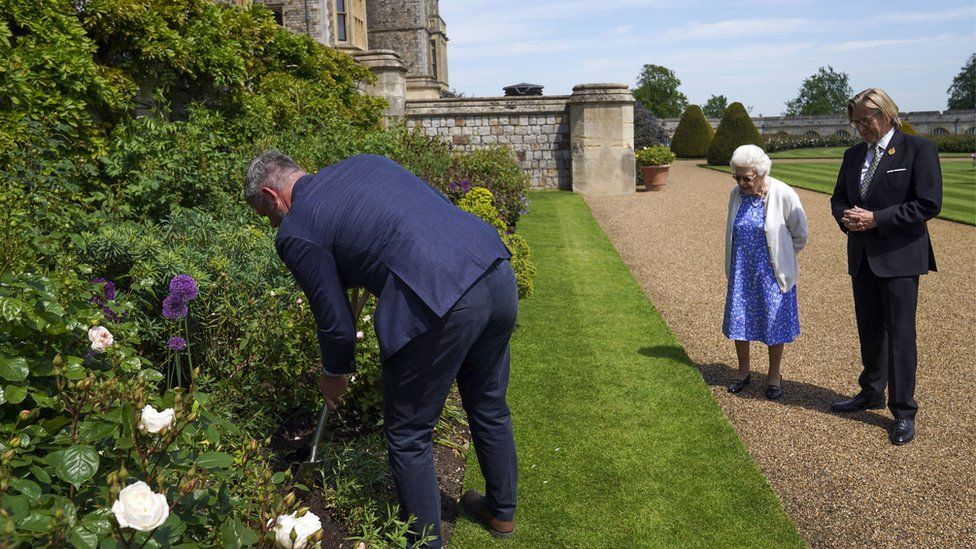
[382,260,518,547]
[852,255,919,419]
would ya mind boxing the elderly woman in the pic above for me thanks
[723,145,808,399]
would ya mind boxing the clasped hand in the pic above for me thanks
[842,206,876,232]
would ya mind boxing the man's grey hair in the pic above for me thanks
[730,144,772,177]
[848,88,902,130]
[243,150,302,205]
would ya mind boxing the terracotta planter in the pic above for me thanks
[640,164,670,191]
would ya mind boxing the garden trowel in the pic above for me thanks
[296,403,330,484]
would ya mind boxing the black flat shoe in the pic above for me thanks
[728,374,751,394]
[765,383,783,400]
[831,393,884,413]
[890,419,915,446]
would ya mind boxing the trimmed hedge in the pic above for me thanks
[924,133,976,153]
[707,102,765,165]
[764,133,860,152]
[670,105,714,158]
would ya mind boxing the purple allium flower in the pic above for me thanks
[167,336,187,351]
[168,275,199,301]
[90,278,116,304]
[162,295,188,320]
[103,306,121,322]
[459,179,472,193]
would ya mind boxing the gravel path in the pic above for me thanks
[585,160,976,548]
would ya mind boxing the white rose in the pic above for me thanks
[362,315,371,323]
[111,481,169,532]
[273,511,322,548]
[138,404,175,434]
[356,331,364,340]
[88,326,114,353]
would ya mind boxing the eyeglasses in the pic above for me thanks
[732,174,760,184]
[850,110,881,128]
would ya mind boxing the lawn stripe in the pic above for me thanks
[451,191,804,548]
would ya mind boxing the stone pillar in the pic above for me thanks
[354,50,407,120]
[568,84,637,195]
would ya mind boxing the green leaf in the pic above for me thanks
[57,445,99,487]
[0,296,24,321]
[78,420,118,443]
[81,509,113,536]
[2,494,29,518]
[3,384,27,404]
[18,512,53,532]
[0,356,29,381]
[63,360,87,380]
[220,516,259,548]
[195,451,234,469]
[70,525,99,549]
[30,464,52,484]
[9,478,41,503]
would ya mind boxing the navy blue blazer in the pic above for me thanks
[275,154,511,374]
[829,131,942,277]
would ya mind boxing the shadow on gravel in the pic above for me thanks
[639,345,892,431]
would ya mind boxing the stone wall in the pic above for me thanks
[661,109,976,138]
[405,97,573,189]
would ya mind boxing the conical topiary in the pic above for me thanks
[670,105,714,158]
[900,120,917,135]
[707,102,765,165]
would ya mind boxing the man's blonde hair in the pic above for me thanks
[848,88,901,130]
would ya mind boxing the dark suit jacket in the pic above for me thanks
[275,154,511,374]
[829,130,942,277]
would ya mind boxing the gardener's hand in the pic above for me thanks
[318,372,349,411]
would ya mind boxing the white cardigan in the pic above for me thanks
[725,176,808,293]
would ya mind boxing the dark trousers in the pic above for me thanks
[382,259,519,548]
[851,255,920,420]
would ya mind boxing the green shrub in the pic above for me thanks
[900,121,917,135]
[635,145,676,167]
[670,105,714,158]
[764,133,859,152]
[923,133,976,153]
[0,266,305,546]
[707,102,765,165]
[459,188,537,299]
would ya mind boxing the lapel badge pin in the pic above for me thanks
[887,147,896,155]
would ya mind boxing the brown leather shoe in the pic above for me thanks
[460,490,515,538]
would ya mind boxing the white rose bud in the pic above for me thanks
[111,481,169,532]
[273,511,322,548]
[356,331,364,340]
[138,405,175,434]
[362,315,371,323]
[88,326,114,353]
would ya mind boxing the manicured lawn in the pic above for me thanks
[704,162,975,225]
[450,191,804,548]
[769,147,972,159]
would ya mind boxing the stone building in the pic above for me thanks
[240,0,449,100]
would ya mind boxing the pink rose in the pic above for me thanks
[88,326,114,353]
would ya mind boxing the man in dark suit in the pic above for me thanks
[829,88,942,446]
[244,151,519,546]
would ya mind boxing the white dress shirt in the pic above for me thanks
[860,127,895,182]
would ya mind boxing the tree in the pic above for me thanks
[707,102,765,165]
[946,53,976,110]
[702,95,728,118]
[670,105,713,158]
[633,101,668,150]
[784,66,852,116]
[633,64,688,118]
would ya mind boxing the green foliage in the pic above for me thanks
[670,105,714,158]
[764,133,860,153]
[459,188,537,299]
[708,102,766,165]
[635,145,676,167]
[900,120,917,135]
[923,133,976,153]
[703,95,728,118]
[946,53,975,110]
[633,64,688,118]
[447,146,532,228]
[0,267,304,546]
[784,66,852,116]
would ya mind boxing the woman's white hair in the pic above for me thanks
[730,144,772,177]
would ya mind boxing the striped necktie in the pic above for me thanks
[859,144,883,200]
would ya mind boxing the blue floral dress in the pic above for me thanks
[722,193,800,345]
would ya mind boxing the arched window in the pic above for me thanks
[965,127,976,135]
[931,127,949,135]
[805,130,820,137]
[834,129,851,137]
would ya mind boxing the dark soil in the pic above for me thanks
[269,404,469,548]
